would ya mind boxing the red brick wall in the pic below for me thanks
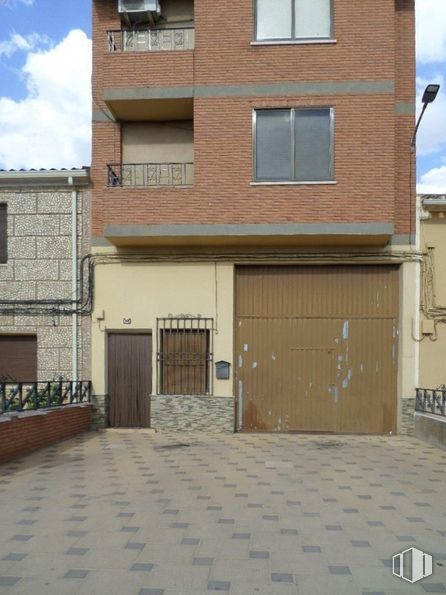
[92,0,415,238]
[0,405,92,465]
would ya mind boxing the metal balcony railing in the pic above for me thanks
[107,163,194,187]
[415,387,446,417]
[108,27,195,52]
[0,380,92,414]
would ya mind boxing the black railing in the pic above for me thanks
[0,381,92,415]
[107,162,194,187]
[107,27,195,52]
[415,388,446,417]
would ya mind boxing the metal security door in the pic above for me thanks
[235,266,399,434]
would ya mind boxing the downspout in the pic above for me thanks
[414,195,422,390]
[69,176,78,383]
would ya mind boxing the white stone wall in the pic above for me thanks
[0,186,90,381]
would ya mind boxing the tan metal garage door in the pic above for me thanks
[0,335,37,382]
[235,266,399,434]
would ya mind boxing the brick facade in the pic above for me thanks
[0,405,92,465]
[91,0,415,239]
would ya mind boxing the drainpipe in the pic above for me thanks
[69,176,78,384]
[414,195,422,391]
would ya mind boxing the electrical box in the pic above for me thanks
[422,319,435,335]
[118,0,160,15]
[216,361,231,380]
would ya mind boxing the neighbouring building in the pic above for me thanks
[417,195,446,389]
[91,0,416,434]
[0,169,91,388]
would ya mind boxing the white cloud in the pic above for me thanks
[0,32,49,59]
[0,0,34,7]
[418,165,446,194]
[416,0,446,63]
[0,30,92,170]
[415,75,446,157]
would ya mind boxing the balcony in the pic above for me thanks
[108,27,195,52]
[107,162,194,187]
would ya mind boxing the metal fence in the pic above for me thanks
[415,387,446,417]
[0,381,92,414]
[108,28,195,52]
[107,162,194,187]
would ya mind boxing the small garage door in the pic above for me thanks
[0,335,38,382]
[235,266,399,434]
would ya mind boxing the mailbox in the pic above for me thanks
[215,360,231,380]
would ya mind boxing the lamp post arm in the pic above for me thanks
[411,102,428,148]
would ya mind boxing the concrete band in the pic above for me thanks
[103,80,395,103]
[104,222,394,239]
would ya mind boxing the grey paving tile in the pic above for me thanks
[131,563,154,572]
[249,551,269,559]
[2,553,27,561]
[65,548,89,555]
[121,526,140,533]
[66,530,87,537]
[193,557,213,566]
[328,566,351,575]
[0,577,21,587]
[125,542,146,550]
[271,573,294,583]
[367,521,384,527]
[117,512,135,518]
[302,546,322,553]
[232,533,250,540]
[325,525,342,531]
[10,535,32,542]
[170,523,189,529]
[207,581,231,591]
[218,519,234,525]
[351,540,371,547]
[280,529,298,535]
[181,538,200,545]
[421,585,446,593]
[64,569,90,579]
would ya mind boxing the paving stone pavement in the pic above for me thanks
[0,430,445,595]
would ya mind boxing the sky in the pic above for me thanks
[0,0,445,193]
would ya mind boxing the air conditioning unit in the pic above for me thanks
[118,0,160,15]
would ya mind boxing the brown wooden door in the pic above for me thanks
[108,333,152,428]
[0,335,37,381]
[235,266,399,434]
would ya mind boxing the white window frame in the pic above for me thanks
[252,107,335,184]
[253,0,334,43]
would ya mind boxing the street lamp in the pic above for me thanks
[411,84,440,148]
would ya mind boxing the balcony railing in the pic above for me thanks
[108,28,195,52]
[415,387,446,417]
[0,381,92,414]
[107,163,194,187]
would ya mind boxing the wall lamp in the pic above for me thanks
[411,84,440,148]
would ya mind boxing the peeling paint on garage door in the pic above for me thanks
[235,266,399,434]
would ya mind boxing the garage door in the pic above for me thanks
[0,335,38,382]
[235,266,399,434]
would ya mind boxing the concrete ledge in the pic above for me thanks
[150,395,235,433]
[414,411,446,451]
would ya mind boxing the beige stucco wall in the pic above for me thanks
[122,121,194,163]
[91,247,419,432]
[419,214,446,388]
[91,260,234,397]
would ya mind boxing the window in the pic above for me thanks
[254,108,333,182]
[157,318,213,395]
[255,0,332,42]
[0,204,7,264]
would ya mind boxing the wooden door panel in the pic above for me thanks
[108,333,152,428]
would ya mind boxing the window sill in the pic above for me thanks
[251,181,337,186]
[251,39,336,47]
